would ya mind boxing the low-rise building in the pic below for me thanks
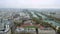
[38,27,56,34]
[15,20,36,34]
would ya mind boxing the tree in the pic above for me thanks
[57,27,60,34]
[36,28,38,34]
[32,17,41,24]
[32,17,40,34]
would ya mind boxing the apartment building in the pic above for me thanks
[38,27,56,34]
[0,18,13,34]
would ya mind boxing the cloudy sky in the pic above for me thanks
[0,0,60,8]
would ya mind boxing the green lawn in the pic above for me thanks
[25,26,38,28]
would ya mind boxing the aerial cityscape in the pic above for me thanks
[0,8,60,34]
[0,0,60,34]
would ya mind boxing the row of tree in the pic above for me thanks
[34,12,42,20]
[41,12,60,23]
[39,12,60,34]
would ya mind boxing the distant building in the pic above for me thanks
[13,14,20,18]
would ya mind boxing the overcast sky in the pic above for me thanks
[0,0,60,8]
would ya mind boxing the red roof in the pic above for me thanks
[17,23,45,29]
